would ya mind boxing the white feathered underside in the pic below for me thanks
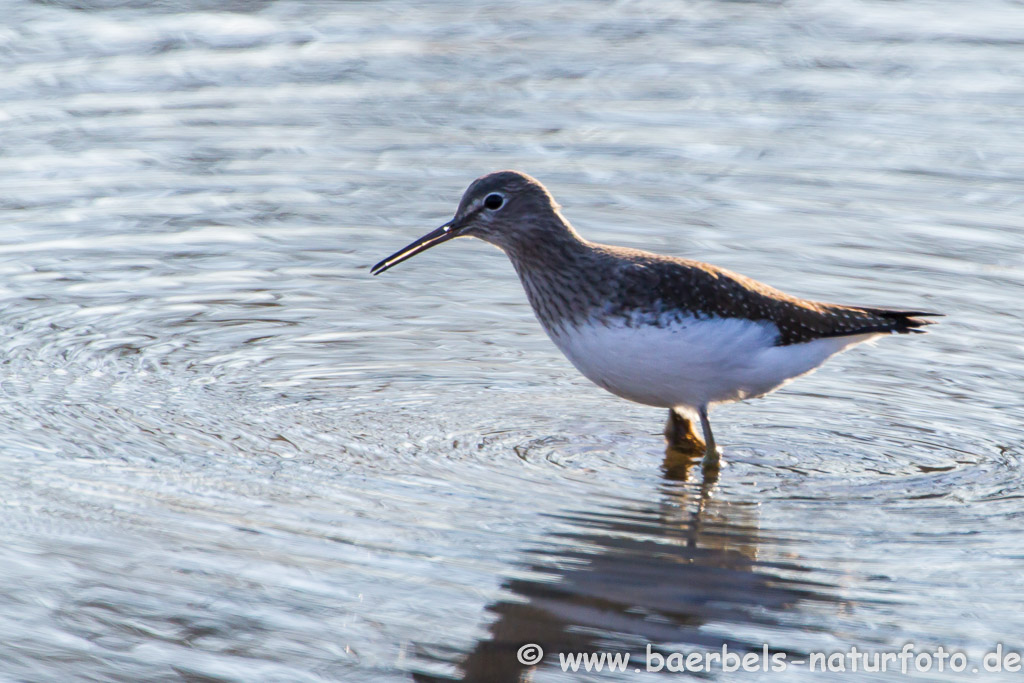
[546,315,877,411]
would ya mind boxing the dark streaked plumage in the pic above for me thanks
[371,170,940,476]
[512,240,934,345]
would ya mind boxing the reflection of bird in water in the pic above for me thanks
[411,446,839,683]
[373,170,939,476]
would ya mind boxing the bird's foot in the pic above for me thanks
[664,410,705,454]
[663,410,707,481]
[700,446,722,484]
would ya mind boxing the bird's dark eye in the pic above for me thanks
[484,193,504,210]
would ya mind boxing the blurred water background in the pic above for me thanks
[0,0,1023,680]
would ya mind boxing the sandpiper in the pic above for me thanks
[371,171,938,474]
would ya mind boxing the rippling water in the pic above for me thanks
[1,0,1023,680]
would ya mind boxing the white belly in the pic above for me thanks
[546,316,876,410]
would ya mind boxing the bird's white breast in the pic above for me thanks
[545,315,875,410]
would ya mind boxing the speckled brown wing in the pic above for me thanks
[607,249,940,346]
[696,266,940,345]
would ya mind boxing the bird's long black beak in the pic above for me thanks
[371,220,458,275]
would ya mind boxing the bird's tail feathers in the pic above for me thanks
[858,307,942,335]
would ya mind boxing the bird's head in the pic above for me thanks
[371,170,565,275]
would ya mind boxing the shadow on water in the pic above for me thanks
[414,446,843,682]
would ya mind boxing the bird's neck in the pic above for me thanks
[501,220,608,333]
[503,217,590,268]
